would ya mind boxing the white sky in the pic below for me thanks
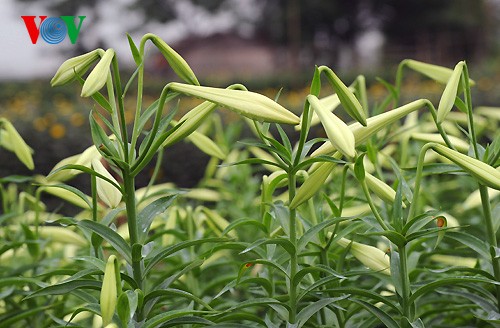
[0,0,261,80]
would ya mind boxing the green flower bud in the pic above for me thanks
[0,119,34,170]
[37,226,87,246]
[404,59,454,84]
[51,49,103,86]
[312,99,427,157]
[319,66,367,126]
[411,132,469,153]
[431,143,500,190]
[308,94,356,159]
[81,49,115,97]
[92,159,122,208]
[290,162,335,209]
[162,101,218,147]
[437,61,464,123]
[147,33,200,86]
[337,237,390,275]
[187,130,226,160]
[101,255,118,326]
[168,83,300,125]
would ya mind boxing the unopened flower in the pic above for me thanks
[162,101,218,147]
[437,61,464,123]
[101,255,118,326]
[51,49,103,86]
[319,66,367,126]
[290,162,335,209]
[168,83,300,125]
[431,143,500,190]
[81,49,115,97]
[312,99,427,157]
[147,33,200,86]
[337,237,391,275]
[308,94,356,159]
[411,132,469,153]
[92,159,122,208]
[0,119,34,170]
[404,59,454,84]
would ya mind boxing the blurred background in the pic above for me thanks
[1,0,500,188]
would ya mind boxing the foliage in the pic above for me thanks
[0,33,500,328]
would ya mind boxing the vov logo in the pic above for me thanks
[21,16,86,44]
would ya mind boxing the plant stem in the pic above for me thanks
[122,170,144,319]
[479,185,500,311]
[288,171,298,324]
[359,178,389,231]
[398,245,412,327]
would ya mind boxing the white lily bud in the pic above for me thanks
[290,162,335,209]
[81,49,115,97]
[437,62,464,123]
[431,143,500,190]
[51,49,103,86]
[0,119,34,170]
[168,83,300,125]
[337,237,391,275]
[92,159,122,208]
[308,94,356,159]
[411,132,469,153]
[100,255,118,326]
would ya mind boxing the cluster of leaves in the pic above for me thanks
[1,33,500,328]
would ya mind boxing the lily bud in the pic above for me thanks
[337,237,391,275]
[312,99,427,157]
[168,83,300,125]
[290,162,335,209]
[437,61,464,123]
[81,49,115,97]
[320,66,367,126]
[51,49,103,86]
[101,255,118,326]
[308,94,356,159]
[147,33,199,86]
[431,143,500,190]
[404,59,454,84]
[92,159,122,208]
[162,101,218,147]
[37,226,87,246]
[0,119,34,170]
[187,130,226,160]
[411,132,469,153]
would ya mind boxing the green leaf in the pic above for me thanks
[48,164,123,193]
[89,112,119,159]
[155,316,214,327]
[353,153,366,181]
[409,276,500,304]
[127,33,141,65]
[0,303,63,327]
[446,231,490,259]
[145,237,226,274]
[76,219,132,263]
[296,296,348,328]
[292,265,345,289]
[143,310,211,328]
[351,299,400,328]
[144,288,213,310]
[240,238,296,256]
[297,217,349,252]
[137,195,177,242]
[221,217,268,236]
[25,279,101,300]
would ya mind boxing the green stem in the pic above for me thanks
[359,178,389,231]
[111,56,129,162]
[407,144,433,221]
[479,185,500,311]
[122,170,143,319]
[398,245,412,326]
[288,172,298,324]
